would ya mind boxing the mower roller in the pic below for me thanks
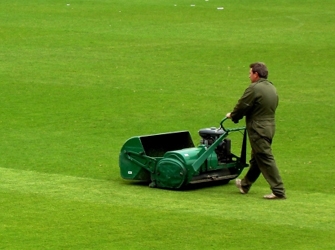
[119,117,248,189]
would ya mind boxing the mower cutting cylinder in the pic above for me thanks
[119,118,248,189]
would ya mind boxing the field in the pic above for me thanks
[1,0,335,249]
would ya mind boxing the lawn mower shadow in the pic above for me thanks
[122,179,231,191]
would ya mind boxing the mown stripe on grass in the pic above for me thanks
[1,167,334,231]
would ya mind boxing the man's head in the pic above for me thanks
[249,62,268,83]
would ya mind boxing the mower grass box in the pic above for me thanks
[119,118,248,189]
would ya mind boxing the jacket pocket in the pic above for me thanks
[251,120,275,139]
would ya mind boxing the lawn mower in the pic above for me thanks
[119,117,248,189]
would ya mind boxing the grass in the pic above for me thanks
[1,167,334,249]
[1,0,335,249]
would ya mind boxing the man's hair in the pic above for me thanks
[250,62,268,79]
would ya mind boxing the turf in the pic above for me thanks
[1,0,335,249]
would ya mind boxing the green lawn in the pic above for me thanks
[1,0,335,249]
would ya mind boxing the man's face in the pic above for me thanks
[249,68,259,83]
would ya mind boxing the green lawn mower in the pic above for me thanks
[119,117,248,189]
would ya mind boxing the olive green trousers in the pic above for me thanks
[241,134,285,197]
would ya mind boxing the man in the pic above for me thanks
[226,62,286,199]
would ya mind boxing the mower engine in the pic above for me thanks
[199,127,232,163]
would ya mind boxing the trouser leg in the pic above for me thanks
[251,137,285,197]
[254,152,285,197]
[241,150,261,192]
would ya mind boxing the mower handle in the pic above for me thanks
[220,117,229,130]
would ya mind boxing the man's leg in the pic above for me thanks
[252,138,285,197]
[240,150,262,193]
[254,153,285,197]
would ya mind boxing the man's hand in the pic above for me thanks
[226,112,232,119]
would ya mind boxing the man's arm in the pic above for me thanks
[227,86,254,123]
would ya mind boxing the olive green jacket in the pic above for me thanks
[230,78,278,140]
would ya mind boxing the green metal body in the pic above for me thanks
[119,118,248,189]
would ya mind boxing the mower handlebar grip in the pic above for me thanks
[220,117,228,130]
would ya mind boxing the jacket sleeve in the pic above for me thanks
[230,85,255,123]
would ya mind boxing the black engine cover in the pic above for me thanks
[198,127,225,141]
